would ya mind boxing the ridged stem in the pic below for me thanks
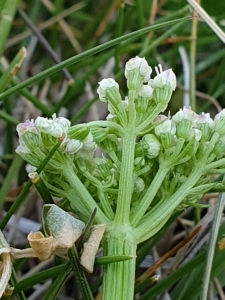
[102,224,136,300]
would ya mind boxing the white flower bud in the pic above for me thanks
[50,122,66,138]
[26,164,37,173]
[16,119,37,136]
[214,109,225,135]
[97,78,119,102]
[150,64,176,91]
[196,113,214,140]
[197,113,214,128]
[125,56,152,82]
[15,144,30,157]
[125,56,152,91]
[134,177,145,192]
[138,85,153,98]
[155,119,176,136]
[193,128,202,141]
[82,133,96,151]
[143,134,161,158]
[172,107,198,124]
[55,116,71,130]
[35,116,53,134]
[64,139,83,154]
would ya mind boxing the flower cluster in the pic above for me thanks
[16,114,96,170]
[16,56,225,241]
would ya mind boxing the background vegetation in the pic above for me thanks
[0,0,225,299]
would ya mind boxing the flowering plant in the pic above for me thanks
[15,56,225,300]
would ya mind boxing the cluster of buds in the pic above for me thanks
[15,56,225,243]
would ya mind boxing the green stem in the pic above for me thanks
[62,165,110,225]
[130,164,169,226]
[204,157,225,171]
[135,167,203,243]
[87,120,123,134]
[114,131,136,224]
[136,103,165,134]
[98,191,115,220]
[102,224,136,300]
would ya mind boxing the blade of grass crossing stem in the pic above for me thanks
[0,17,191,101]
[200,190,225,300]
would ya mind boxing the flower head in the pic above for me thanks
[35,114,70,138]
[97,78,119,102]
[196,113,214,140]
[149,64,176,91]
[16,119,37,137]
[125,56,152,91]
[148,65,176,109]
[214,109,225,135]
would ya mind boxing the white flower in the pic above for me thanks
[25,164,37,173]
[143,134,161,158]
[214,109,225,123]
[15,144,30,156]
[63,139,83,154]
[197,113,214,128]
[82,133,96,151]
[172,107,198,124]
[97,78,119,102]
[35,114,69,138]
[35,116,53,134]
[55,116,71,130]
[16,119,37,136]
[155,118,176,136]
[192,128,202,141]
[214,109,225,135]
[134,177,145,192]
[125,56,152,83]
[149,64,176,91]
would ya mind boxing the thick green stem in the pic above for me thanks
[102,224,137,300]
[114,131,136,224]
